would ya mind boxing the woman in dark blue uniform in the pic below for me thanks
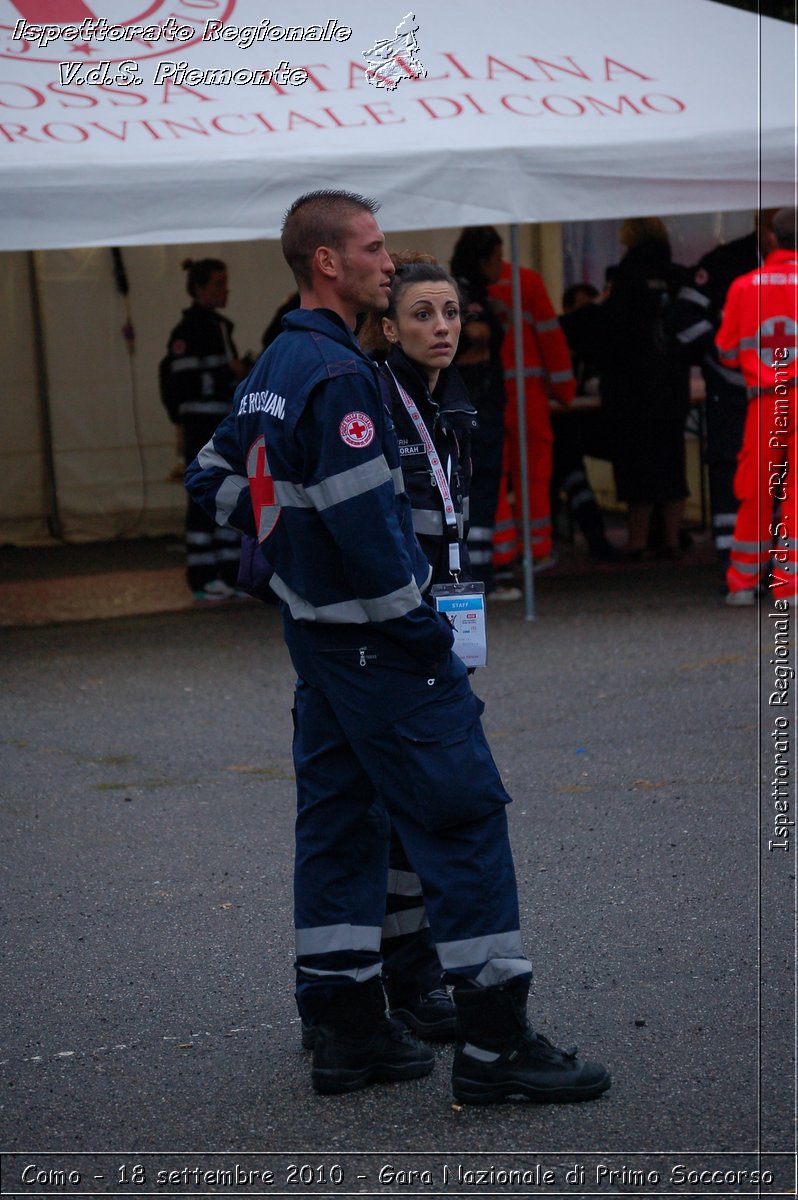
[358,257,477,1038]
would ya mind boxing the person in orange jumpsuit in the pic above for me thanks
[716,207,798,606]
[489,256,576,569]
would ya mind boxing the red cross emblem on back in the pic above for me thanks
[246,435,281,542]
[758,317,798,366]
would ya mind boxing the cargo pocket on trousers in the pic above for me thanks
[386,692,511,832]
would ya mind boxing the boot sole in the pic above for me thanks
[313,1057,434,1095]
[452,1071,611,1105]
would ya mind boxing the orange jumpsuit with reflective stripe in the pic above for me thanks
[489,262,576,564]
[715,249,798,599]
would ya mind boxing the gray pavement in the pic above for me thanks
[0,555,793,1198]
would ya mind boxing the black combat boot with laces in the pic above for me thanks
[452,977,611,1105]
[310,977,434,1095]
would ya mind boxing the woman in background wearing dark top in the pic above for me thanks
[597,218,691,559]
[450,227,515,597]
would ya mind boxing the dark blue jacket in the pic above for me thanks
[184,307,453,669]
[381,346,476,585]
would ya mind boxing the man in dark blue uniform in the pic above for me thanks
[185,190,610,1106]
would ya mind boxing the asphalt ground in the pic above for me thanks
[0,538,794,1199]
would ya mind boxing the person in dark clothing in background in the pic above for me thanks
[671,210,778,567]
[554,283,614,560]
[596,218,692,560]
[450,227,514,597]
[161,257,245,601]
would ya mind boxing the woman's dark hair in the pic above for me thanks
[449,226,502,285]
[386,257,460,318]
[358,253,461,358]
[182,257,227,298]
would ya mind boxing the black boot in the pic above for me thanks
[310,977,435,1095]
[384,976,457,1042]
[452,978,610,1105]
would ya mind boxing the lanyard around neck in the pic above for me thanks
[387,366,461,577]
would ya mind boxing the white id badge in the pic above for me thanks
[431,582,487,669]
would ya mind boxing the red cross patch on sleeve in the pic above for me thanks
[247,435,281,541]
[339,411,375,449]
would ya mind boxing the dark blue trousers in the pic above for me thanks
[282,612,531,1017]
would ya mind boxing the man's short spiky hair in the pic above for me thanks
[281,190,380,289]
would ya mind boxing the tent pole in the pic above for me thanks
[27,251,62,541]
[509,225,534,620]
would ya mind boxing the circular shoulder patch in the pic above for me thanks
[170,339,187,356]
[693,267,709,286]
[339,411,375,449]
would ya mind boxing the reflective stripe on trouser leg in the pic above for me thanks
[492,446,519,567]
[382,828,442,992]
[185,496,219,590]
[505,392,554,562]
[213,524,241,586]
[283,614,531,992]
[291,677,388,994]
[726,395,796,599]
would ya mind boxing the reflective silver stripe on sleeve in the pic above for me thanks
[436,930,526,971]
[295,923,383,955]
[676,319,714,344]
[677,287,711,307]
[535,317,560,333]
[270,574,423,624]
[306,457,392,511]
[387,869,423,897]
[171,353,229,373]
[274,479,313,508]
[704,357,746,388]
[178,401,231,416]
[215,476,249,525]
[549,369,574,383]
[382,907,430,939]
[731,539,770,553]
[504,366,545,381]
[391,467,405,494]
[717,346,739,363]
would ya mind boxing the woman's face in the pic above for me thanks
[194,269,229,309]
[382,280,461,376]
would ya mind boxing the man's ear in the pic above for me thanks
[315,245,339,281]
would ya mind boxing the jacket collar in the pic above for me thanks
[385,346,476,416]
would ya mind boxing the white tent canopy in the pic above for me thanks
[0,0,794,549]
[0,0,793,248]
